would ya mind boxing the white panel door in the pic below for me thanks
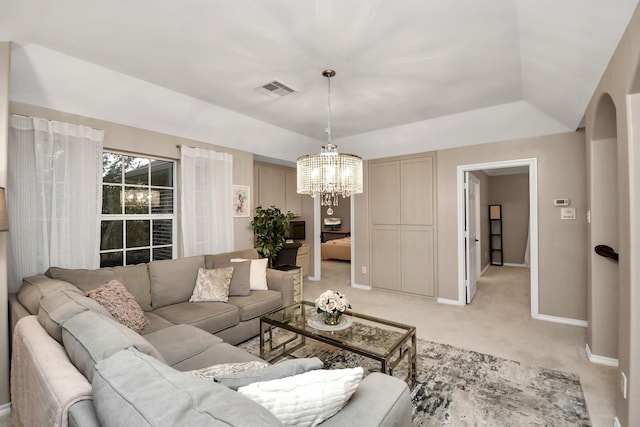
[465,172,480,303]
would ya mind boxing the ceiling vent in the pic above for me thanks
[256,80,296,98]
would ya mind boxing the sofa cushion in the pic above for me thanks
[92,348,283,427]
[62,310,165,382]
[142,324,224,367]
[139,312,175,335]
[238,367,364,427]
[152,301,239,334]
[47,266,116,293]
[112,264,152,311]
[170,342,265,372]
[148,256,205,309]
[18,275,84,315]
[227,290,282,321]
[47,265,153,312]
[211,260,251,296]
[87,280,149,333]
[189,267,234,302]
[214,357,324,391]
[37,289,113,343]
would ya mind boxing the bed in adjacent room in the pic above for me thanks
[321,236,351,261]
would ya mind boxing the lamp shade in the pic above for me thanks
[297,144,363,206]
[0,187,8,231]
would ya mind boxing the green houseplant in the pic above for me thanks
[250,205,295,267]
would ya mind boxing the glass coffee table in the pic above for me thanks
[260,301,416,388]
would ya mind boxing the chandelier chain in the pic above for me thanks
[326,72,332,144]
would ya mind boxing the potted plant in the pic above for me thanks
[250,205,295,267]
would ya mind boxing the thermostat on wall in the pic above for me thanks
[554,198,570,207]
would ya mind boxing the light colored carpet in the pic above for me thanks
[302,260,616,427]
[239,325,591,426]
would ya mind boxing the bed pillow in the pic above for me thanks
[189,267,234,302]
[231,258,268,290]
[87,280,148,333]
[237,367,363,427]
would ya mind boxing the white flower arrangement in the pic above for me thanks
[315,289,351,316]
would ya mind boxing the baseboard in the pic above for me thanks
[480,264,490,276]
[351,283,371,290]
[503,263,528,268]
[536,313,588,328]
[0,403,11,416]
[438,297,465,306]
[613,416,621,427]
[585,343,619,367]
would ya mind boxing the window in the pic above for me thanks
[100,152,175,267]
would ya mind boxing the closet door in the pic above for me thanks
[401,157,434,225]
[370,225,401,291]
[401,225,435,296]
[370,161,400,225]
[285,171,301,216]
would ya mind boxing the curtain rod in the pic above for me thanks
[11,113,103,132]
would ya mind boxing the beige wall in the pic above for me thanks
[353,161,370,285]
[584,2,640,423]
[0,41,11,407]
[436,131,588,321]
[9,101,257,254]
[488,173,529,265]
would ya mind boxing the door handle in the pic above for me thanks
[595,245,619,263]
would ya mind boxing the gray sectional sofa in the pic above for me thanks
[8,248,413,427]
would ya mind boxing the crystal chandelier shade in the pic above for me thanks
[296,70,363,207]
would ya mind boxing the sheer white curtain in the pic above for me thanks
[7,115,104,292]
[180,146,234,256]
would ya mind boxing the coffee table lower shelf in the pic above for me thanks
[259,302,416,389]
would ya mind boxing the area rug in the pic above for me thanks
[238,327,591,426]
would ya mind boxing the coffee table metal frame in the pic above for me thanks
[259,301,417,388]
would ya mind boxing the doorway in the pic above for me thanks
[457,158,540,318]
[311,195,355,284]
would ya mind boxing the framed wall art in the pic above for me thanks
[233,185,250,217]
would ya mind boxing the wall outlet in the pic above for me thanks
[621,372,627,399]
[361,266,367,274]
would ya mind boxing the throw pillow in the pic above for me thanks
[214,357,324,391]
[87,280,148,333]
[216,260,251,296]
[231,258,268,290]
[189,360,269,381]
[237,367,363,427]
[189,267,234,302]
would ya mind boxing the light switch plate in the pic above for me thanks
[561,208,576,220]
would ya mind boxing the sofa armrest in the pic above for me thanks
[9,293,30,340]
[319,373,412,427]
[266,268,295,307]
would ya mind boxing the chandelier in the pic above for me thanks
[296,69,363,210]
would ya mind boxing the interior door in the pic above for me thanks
[465,172,480,303]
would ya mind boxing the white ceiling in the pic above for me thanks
[1,0,639,159]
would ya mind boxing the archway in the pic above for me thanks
[587,93,619,364]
